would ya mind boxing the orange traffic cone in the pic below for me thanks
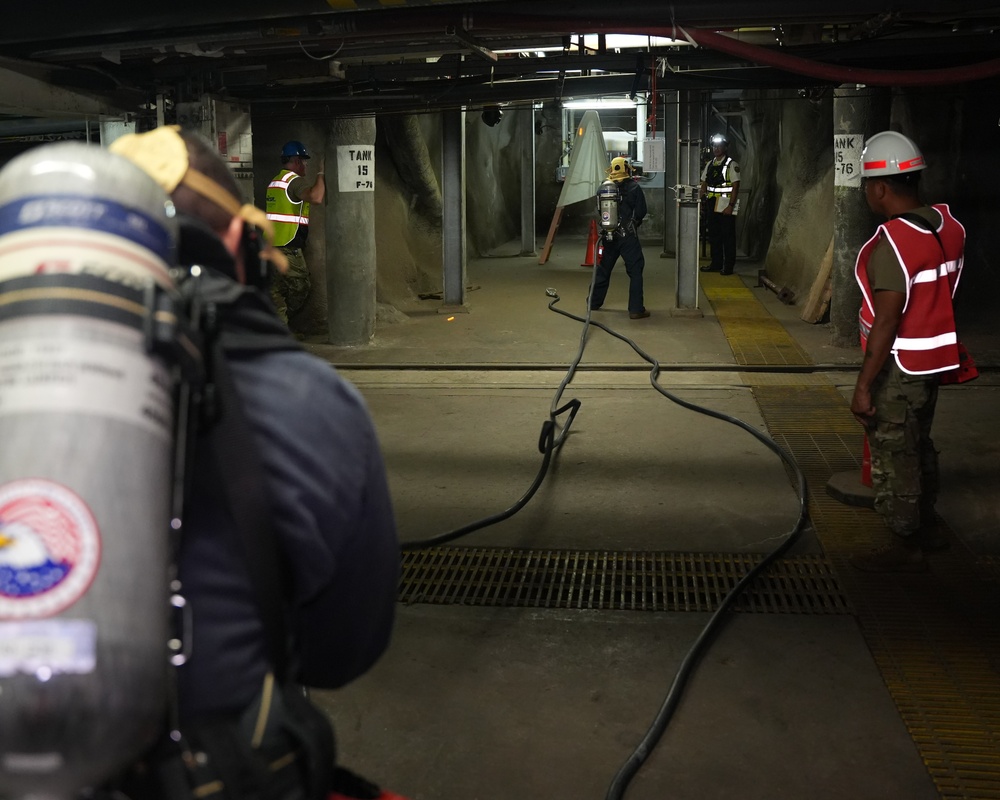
[861,434,872,488]
[581,219,599,267]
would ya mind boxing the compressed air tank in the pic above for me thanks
[0,143,179,798]
[597,178,621,240]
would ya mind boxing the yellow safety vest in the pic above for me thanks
[265,169,310,247]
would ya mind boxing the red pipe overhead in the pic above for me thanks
[675,25,1000,87]
[459,14,1000,87]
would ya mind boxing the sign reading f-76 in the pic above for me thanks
[834,134,863,188]
[337,145,375,192]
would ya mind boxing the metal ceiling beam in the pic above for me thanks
[446,26,498,62]
[0,2,996,123]
[0,60,131,119]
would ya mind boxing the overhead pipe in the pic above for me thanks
[8,0,499,46]
[25,6,1000,90]
[460,14,1000,87]
[326,11,1000,88]
[22,7,1000,92]
[673,25,1000,86]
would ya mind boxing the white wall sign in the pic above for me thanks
[834,134,863,188]
[338,145,375,192]
[643,138,665,173]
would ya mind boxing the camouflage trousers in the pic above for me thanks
[270,247,311,324]
[869,360,940,536]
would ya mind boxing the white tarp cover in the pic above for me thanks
[556,110,609,208]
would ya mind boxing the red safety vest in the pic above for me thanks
[855,204,965,375]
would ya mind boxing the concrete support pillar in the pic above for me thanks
[519,106,536,256]
[441,109,467,309]
[326,116,377,346]
[98,116,133,147]
[830,86,889,348]
[674,90,704,313]
[661,90,679,258]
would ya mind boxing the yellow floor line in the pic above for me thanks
[702,273,1000,799]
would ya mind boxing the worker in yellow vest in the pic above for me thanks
[265,140,326,324]
[699,133,740,275]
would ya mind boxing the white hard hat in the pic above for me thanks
[861,131,926,177]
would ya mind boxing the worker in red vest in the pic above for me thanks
[849,131,966,572]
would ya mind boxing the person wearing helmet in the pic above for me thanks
[848,130,966,573]
[589,155,650,319]
[698,134,740,275]
[265,140,327,326]
[110,128,401,798]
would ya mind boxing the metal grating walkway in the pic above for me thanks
[399,548,851,614]
[697,278,813,366]
[700,271,1000,800]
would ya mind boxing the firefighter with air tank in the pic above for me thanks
[590,156,650,319]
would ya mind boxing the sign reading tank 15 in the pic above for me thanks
[834,134,864,188]
[338,145,375,192]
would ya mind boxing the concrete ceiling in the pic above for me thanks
[0,1,998,131]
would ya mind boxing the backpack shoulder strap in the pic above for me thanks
[190,271,298,682]
[893,211,944,254]
[203,344,292,681]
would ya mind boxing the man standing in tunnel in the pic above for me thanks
[589,156,649,319]
[110,126,401,798]
[849,130,966,572]
[699,134,740,275]
[266,140,326,325]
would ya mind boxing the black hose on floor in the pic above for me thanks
[544,294,810,800]
[399,285,600,551]
[399,276,809,799]
[398,395,582,550]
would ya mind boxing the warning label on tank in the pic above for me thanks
[0,321,173,440]
[0,619,96,676]
[0,479,101,620]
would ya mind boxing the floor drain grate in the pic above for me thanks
[399,548,851,614]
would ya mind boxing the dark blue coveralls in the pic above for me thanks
[589,178,648,315]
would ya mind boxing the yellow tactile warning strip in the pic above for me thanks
[701,272,1000,799]
[698,276,813,365]
[399,548,851,614]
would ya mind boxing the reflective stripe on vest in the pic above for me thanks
[265,169,310,247]
[704,157,734,197]
[854,204,966,375]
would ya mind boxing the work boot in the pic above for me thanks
[849,537,927,573]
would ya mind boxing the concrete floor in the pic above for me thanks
[305,236,1000,800]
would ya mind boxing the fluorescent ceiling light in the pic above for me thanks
[562,98,638,109]
[496,34,683,58]
[494,45,564,55]
[602,34,680,49]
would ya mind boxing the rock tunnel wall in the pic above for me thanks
[253,85,998,336]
